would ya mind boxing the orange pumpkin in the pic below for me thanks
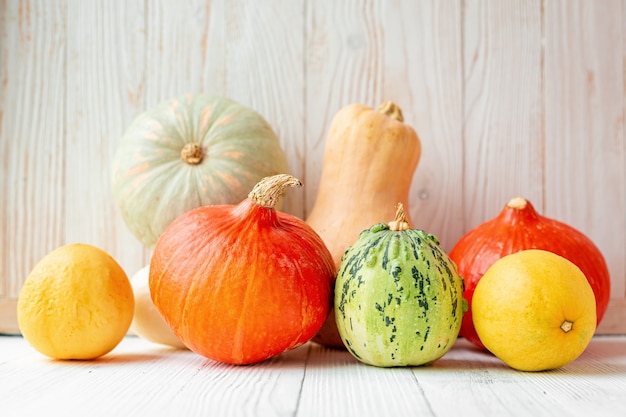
[449,197,611,350]
[149,174,335,365]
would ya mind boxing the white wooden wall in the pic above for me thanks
[1,0,624,334]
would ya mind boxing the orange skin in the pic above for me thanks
[150,194,336,365]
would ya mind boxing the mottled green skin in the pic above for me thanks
[335,223,466,367]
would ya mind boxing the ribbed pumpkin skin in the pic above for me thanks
[112,94,289,247]
[335,223,465,367]
[149,199,335,365]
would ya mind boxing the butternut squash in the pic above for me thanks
[306,101,421,348]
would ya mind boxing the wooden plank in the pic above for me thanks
[222,0,306,217]
[298,344,433,416]
[462,0,544,229]
[143,0,225,107]
[381,0,464,251]
[544,0,625,334]
[65,0,148,279]
[304,0,386,217]
[0,0,67,333]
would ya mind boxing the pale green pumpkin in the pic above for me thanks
[112,94,289,247]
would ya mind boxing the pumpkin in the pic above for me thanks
[149,174,336,365]
[306,101,421,348]
[335,204,466,367]
[111,93,289,247]
[449,196,611,350]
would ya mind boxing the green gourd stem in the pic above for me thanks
[377,101,404,122]
[181,142,204,165]
[388,203,411,231]
[249,174,302,208]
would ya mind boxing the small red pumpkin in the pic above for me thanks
[149,174,335,365]
[449,197,610,350]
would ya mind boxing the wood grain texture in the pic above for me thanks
[1,335,626,417]
[414,340,626,416]
[65,0,149,278]
[1,0,625,334]
[0,0,67,333]
[544,0,625,333]
[304,0,386,213]
[299,346,433,416]
[223,0,305,217]
[462,0,544,228]
[381,0,463,250]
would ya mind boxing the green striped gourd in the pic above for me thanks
[335,204,466,367]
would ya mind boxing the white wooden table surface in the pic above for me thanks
[1,335,625,417]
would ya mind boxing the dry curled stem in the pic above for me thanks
[249,174,302,208]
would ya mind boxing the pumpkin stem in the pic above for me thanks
[388,203,411,231]
[507,196,528,210]
[377,101,404,122]
[249,174,302,208]
[181,142,204,165]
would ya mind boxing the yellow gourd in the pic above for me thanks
[306,101,422,348]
